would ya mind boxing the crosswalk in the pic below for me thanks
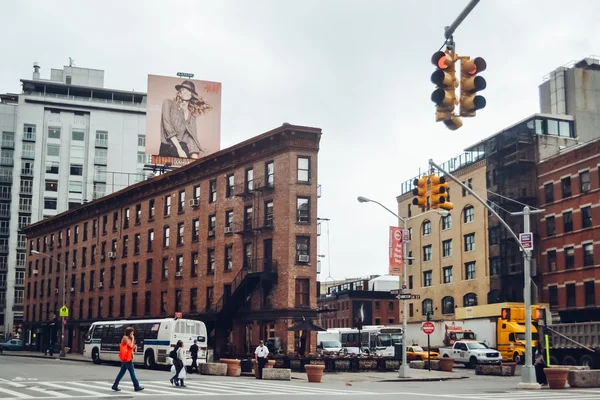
[0,379,374,398]
[384,389,600,399]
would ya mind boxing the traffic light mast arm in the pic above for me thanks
[427,158,534,256]
[443,0,481,39]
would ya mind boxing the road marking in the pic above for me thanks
[38,382,109,397]
[0,378,26,388]
[0,385,34,398]
[27,385,72,397]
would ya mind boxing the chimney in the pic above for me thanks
[33,62,41,80]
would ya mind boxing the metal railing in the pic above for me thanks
[21,168,33,177]
[94,157,107,165]
[25,91,145,107]
[1,140,14,149]
[0,208,10,217]
[0,158,13,166]
[0,191,11,200]
[95,139,108,147]
[23,132,36,141]
[19,204,31,213]
[22,151,35,159]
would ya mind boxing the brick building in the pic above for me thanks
[318,278,399,329]
[22,123,322,357]
[538,138,600,323]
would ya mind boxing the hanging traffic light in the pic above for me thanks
[430,175,453,211]
[431,50,462,130]
[459,56,487,117]
[412,177,427,208]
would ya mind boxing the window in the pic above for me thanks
[423,245,432,262]
[546,216,555,236]
[192,219,199,241]
[490,257,501,276]
[47,144,60,157]
[422,220,431,235]
[464,233,475,252]
[149,199,155,220]
[442,214,452,230]
[561,176,571,198]
[163,226,170,247]
[110,267,115,288]
[72,129,84,141]
[208,215,216,237]
[137,152,146,164]
[265,161,274,187]
[563,211,573,233]
[226,175,234,197]
[123,208,130,228]
[145,259,153,282]
[423,271,432,287]
[585,281,595,306]
[70,164,83,176]
[137,135,145,147]
[463,293,477,307]
[582,206,592,229]
[177,222,184,246]
[46,161,59,174]
[296,236,310,263]
[489,226,500,245]
[147,229,154,251]
[245,168,253,191]
[566,283,576,308]
[135,204,141,225]
[134,234,140,254]
[207,248,215,274]
[580,171,591,193]
[161,257,168,280]
[209,179,217,203]
[548,286,558,308]
[206,287,213,309]
[160,291,167,313]
[297,157,310,182]
[164,195,171,216]
[178,190,185,212]
[544,183,554,203]
[44,198,57,210]
[191,252,199,276]
[244,206,253,230]
[94,148,107,165]
[112,212,118,231]
[565,246,575,269]
[443,266,453,283]
[175,255,183,276]
[422,299,433,316]
[465,261,476,280]
[69,181,82,194]
[224,245,233,271]
[583,243,594,267]
[120,264,127,287]
[48,127,61,139]
[18,180,31,195]
[442,296,454,314]
[265,201,273,225]
[122,235,128,257]
[295,279,310,307]
[297,197,310,223]
[190,288,198,311]
[244,243,252,268]
[463,206,474,223]
[442,240,452,257]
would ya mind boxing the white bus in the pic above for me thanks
[83,318,208,369]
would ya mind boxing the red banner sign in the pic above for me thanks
[389,226,404,276]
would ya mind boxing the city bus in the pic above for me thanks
[83,318,208,369]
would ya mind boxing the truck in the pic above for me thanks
[543,320,600,369]
[439,340,502,368]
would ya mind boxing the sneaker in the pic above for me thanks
[111,387,121,392]
[134,387,144,392]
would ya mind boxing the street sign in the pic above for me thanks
[396,294,412,300]
[402,229,411,243]
[176,72,194,79]
[422,321,435,335]
[59,306,69,318]
[519,232,533,250]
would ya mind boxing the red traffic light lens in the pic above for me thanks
[431,51,449,69]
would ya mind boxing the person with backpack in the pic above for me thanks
[169,340,186,387]
[112,327,144,392]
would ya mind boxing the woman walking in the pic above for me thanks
[170,340,187,387]
[112,327,144,392]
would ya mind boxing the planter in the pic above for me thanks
[252,359,276,378]
[544,367,569,389]
[439,357,454,372]
[305,364,325,383]
[502,362,517,376]
[219,358,241,377]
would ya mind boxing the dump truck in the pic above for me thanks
[544,320,600,369]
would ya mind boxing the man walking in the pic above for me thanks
[254,340,269,379]
[189,340,199,373]
[112,327,144,392]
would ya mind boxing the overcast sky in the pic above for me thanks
[2,0,598,281]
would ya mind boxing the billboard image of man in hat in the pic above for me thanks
[159,80,212,159]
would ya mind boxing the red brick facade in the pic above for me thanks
[23,124,322,356]
[537,139,600,322]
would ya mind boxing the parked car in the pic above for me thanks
[439,340,501,368]
[0,339,24,352]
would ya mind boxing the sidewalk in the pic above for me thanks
[291,369,470,383]
[0,350,89,362]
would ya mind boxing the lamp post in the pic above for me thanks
[357,196,448,378]
[30,250,68,357]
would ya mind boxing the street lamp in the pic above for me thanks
[30,250,68,357]
[357,196,448,378]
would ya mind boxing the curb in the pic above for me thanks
[378,376,470,382]
[0,353,90,363]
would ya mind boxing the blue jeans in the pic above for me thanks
[113,361,140,389]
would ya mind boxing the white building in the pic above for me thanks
[0,63,149,338]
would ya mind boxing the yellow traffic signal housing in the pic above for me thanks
[430,175,453,210]
[460,56,487,117]
[431,50,462,130]
[412,177,427,208]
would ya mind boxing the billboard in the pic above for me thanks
[389,226,404,276]
[146,74,221,164]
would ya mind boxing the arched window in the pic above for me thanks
[463,205,475,223]
[422,220,431,236]
[422,298,433,316]
[463,293,478,307]
[442,296,455,314]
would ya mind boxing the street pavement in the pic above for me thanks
[1,354,600,399]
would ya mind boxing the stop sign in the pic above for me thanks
[422,321,435,335]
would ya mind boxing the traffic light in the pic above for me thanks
[412,177,427,208]
[431,50,462,130]
[501,308,511,320]
[459,56,487,117]
[430,175,453,210]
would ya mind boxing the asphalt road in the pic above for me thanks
[0,355,599,399]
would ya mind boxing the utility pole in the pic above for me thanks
[511,206,544,388]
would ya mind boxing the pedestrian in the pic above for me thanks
[112,327,144,392]
[189,340,199,373]
[534,342,547,385]
[170,340,187,387]
[254,340,269,379]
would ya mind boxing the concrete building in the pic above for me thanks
[537,137,600,323]
[0,63,148,338]
[22,123,322,358]
[397,157,489,323]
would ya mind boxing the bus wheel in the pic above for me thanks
[580,355,595,369]
[144,351,156,369]
[92,348,100,364]
[513,352,522,364]
[562,356,577,366]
